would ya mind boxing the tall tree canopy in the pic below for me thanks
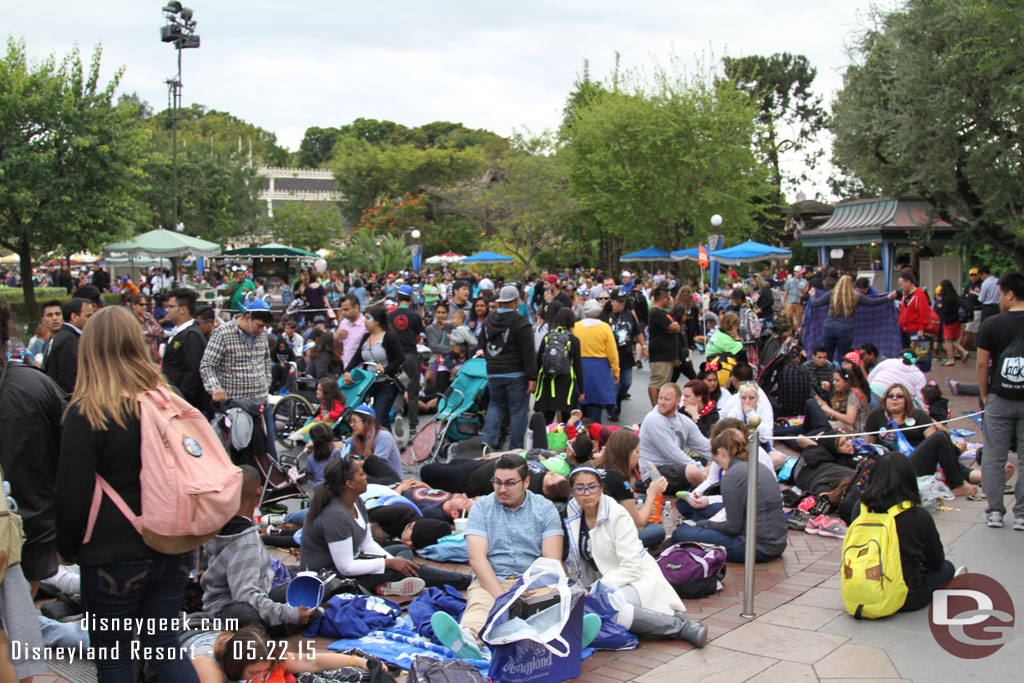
[0,38,149,317]
[561,58,770,259]
[721,53,829,238]
[831,0,1024,267]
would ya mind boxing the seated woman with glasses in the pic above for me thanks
[563,467,708,647]
[863,383,979,497]
[300,456,471,598]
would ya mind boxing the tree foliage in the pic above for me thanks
[561,57,771,259]
[336,229,410,275]
[0,38,149,317]
[441,134,579,272]
[261,201,345,253]
[831,0,1024,267]
[721,53,830,236]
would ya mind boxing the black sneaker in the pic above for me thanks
[607,413,620,422]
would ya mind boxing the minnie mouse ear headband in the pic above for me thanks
[901,349,918,365]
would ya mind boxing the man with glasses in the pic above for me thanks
[600,288,646,421]
[430,454,562,660]
[162,288,212,416]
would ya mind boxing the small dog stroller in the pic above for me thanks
[402,357,489,465]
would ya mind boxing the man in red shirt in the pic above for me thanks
[897,270,930,348]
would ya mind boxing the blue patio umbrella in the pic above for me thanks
[461,251,514,264]
[620,247,672,262]
[670,247,703,261]
[710,241,791,264]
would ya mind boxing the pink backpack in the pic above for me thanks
[83,387,242,555]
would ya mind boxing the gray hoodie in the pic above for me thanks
[201,516,299,626]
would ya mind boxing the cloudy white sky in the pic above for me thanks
[9,1,889,199]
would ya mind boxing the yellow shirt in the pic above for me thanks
[572,319,620,381]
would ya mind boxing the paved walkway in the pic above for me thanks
[37,355,1018,682]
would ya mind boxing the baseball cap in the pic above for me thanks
[353,404,376,420]
[621,270,632,279]
[545,274,559,285]
[609,288,626,301]
[496,285,520,303]
[246,298,271,311]
[969,268,979,276]
[313,314,327,324]
[398,284,414,296]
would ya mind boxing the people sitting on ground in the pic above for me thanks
[587,429,667,549]
[817,365,868,434]
[430,454,564,660]
[676,418,779,523]
[201,466,314,636]
[920,382,951,427]
[346,404,402,482]
[803,345,835,401]
[299,456,470,598]
[848,452,956,613]
[864,384,978,497]
[287,377,345,441]
[681,379,718,438]
[721,381,775,450]
[867,349,926,406]
[188,625,379,681]
[700,362,730,406]
[771,344,815,418]
[670,430,787,563]
[638,383,710,493]
[563,466,708,647]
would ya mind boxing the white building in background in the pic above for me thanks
[256,166,343,218]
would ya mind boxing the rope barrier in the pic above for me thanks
[767,410,984,441]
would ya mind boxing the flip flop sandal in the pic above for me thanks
[967,493,986,501]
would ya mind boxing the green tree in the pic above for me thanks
[561,57,770,260]
[337,229,410,275]
[261,201,345,252]
[0,38,148,318]
[831,0,1024,267]
[721,53,830,238]
[296,126,340,168]
[441,134,579,272]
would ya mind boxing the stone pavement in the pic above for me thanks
[37,354,1017,682]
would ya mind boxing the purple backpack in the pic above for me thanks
[656,542,727,599]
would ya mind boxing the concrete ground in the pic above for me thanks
[37,353,1019,682]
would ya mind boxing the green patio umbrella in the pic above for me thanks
[102,228,221,258]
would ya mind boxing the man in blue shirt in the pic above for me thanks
[431,454,562,659]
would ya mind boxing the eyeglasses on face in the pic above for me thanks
[597,296,610,301]
[887,393,905,400]
[490,477,523,489]
[571,483,602,496]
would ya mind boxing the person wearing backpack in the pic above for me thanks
[572,300,619,424]
[841,452,955,618]
[534,307,584,423]
[977,271,1024,529]
[56,306,204,683]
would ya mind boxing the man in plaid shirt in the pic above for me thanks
[200,299,276,455]
[803,346,834,401]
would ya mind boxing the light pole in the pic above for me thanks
[160,2,200,232]
[409,229,422,273]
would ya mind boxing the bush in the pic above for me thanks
[0,286,69,303]
[0,289,122,326]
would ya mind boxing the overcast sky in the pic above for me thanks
[9,1,888,199]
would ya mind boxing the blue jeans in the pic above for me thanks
[638,522,665,549]
[822,325,855,363]
[611,366,633,418]
[262,402,278,460]
[675,499,725,521]
[481,375,529,449]
[670,524,777,563]
[81,554,198,683]
[368,380,398,430]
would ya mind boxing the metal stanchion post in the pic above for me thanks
[741,414,761,618]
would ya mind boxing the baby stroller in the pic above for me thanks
[402,357,489,465]
[214,397,308,511]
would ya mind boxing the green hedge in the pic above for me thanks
[1,289,122,326]
[0,286,69,303]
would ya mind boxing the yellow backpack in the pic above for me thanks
[840,501,910,619]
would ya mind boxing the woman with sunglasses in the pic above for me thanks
[864,383,978,496]
[563,467,708,647]
[129,293,164,362]
[300,456,470,597]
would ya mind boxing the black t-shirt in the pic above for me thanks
[466,459,546,497]
[403,487,451,522]
[601,310,639,363]
[977,310,1024,396]
[578,517,597,570]
[596,467,632,502]
[648,307,677,363]
[864,407,933,449]
[387,305,425,354]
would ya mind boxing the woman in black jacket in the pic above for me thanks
[343,306,403,429]
[307,331,341,380]
[936,279,969,366]
[56,306,200,683]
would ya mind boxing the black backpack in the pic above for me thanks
[541,329,572,376]
[993,331,1024,399]
[409,656,484,683]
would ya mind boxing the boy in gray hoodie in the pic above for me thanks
[201,466,314,634]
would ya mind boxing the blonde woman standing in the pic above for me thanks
[809,275,897,362]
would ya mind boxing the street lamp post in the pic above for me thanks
[160,2,200,231]
[409,229,422,273]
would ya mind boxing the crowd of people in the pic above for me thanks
[0,255,1020,682]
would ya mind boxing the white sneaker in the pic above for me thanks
[392,415,407,442]
[376,576,425,597]
[1014,518,1024,532]
[986,511,1004,528]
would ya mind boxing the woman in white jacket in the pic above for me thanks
[563,467,708,647]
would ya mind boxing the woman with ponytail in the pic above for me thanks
[300,457,469,597]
